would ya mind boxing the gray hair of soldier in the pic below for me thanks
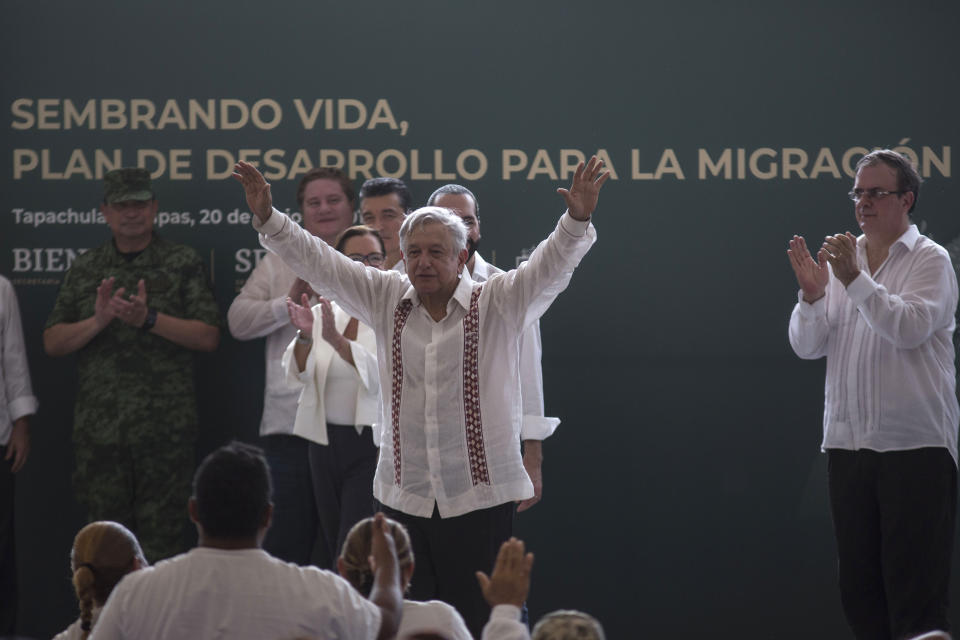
[856,149,922,214]
[398,207,468,257]
[532,610,606,640]
[426,184,480,219]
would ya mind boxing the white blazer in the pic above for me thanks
[281,301,381,447]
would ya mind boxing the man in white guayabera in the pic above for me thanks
[233,156,609,638]
[788,149,959,640]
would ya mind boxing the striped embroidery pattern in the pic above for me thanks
[462,285,490,485]
[391,299,414,486]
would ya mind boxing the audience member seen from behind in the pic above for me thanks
[532,611,606,640]
[90,442,403,640]
[339,515,471,640]
[283,226,385,562]
[54,521,147,640]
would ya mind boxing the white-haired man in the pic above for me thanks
[233,156,608,637]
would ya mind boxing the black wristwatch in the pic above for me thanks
[141,307,158,331]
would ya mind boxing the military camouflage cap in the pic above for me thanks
[104,168,155,204]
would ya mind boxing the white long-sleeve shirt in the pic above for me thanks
[471,253,559,441]
[481,605,529,640]
[256,208,595,518]
[788,225,960,464]
[226,253,302,438]
[0,275,38,446]
[90,548,381,640]
[280,300,381,446]
[393,254,559,441]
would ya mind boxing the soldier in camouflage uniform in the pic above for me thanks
[44,168,221,562]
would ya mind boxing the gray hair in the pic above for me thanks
[426,184,480,219]
[532,610,606,640]
[398,206,468,256]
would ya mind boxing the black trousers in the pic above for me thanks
[376,499,515,640]
[308,425,378,567]
[827,448,957,640]
[0,445,16,635]
[260,433,326,567]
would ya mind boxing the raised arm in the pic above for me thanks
[232,161,275,223]
[491,156,609,335]
[477,537,534,640]
[231,162,397,328]
[368,513,403,640]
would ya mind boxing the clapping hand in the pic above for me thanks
[821,232,860,287]
[286,293,314,334]
[97,278,149,328]
[288,278,317,304]
[787,235,829,303]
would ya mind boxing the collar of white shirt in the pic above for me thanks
[401,268,477,313]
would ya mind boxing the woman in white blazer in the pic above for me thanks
[282,226,385,563]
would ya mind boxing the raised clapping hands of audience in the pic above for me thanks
[476,537,534,608]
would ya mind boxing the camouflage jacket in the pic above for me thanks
[46,234,221,445]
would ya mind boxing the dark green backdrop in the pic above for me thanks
[3,1,959,637]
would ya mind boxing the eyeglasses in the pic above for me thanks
[848,188,906,202]
[348,252,385,266]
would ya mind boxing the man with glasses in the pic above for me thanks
[227,167,356,568]
[787,149,958,639]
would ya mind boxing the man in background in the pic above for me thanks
[427,184,559,512]
[0,274,39,635]
[359,177,412,270]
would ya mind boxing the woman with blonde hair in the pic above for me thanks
[54,521,147,640]
[339,516,471,640]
